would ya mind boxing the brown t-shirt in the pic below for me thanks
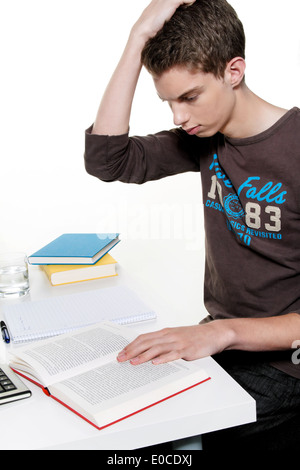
[85,107,300,378]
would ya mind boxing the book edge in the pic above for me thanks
[12,368,211,431]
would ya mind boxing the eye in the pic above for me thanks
[182,95,198,103]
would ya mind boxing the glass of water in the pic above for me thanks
[0,252,30,298]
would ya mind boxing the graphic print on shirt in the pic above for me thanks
[205,154,286,246]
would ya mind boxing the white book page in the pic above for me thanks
[52,358,209,427]
[9,322,135,386]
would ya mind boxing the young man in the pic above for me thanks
[85,0,300,449]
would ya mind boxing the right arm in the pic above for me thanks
[91,0,196,136]
[85,0,201,184]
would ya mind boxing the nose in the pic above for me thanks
[171,103,189,127]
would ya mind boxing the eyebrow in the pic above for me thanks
[158,86,204,102]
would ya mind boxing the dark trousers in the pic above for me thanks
[201,351,300,451]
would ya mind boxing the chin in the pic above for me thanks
[195,128,217,138]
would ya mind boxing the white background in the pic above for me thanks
[1,0,300,255]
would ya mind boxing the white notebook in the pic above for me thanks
[3,286,156,343]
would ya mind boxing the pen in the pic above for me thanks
[1,321,10,344]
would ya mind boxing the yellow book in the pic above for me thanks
[42,253,117,286]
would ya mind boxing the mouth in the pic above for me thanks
[184,125,202,135]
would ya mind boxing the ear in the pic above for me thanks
[225,57,246,88]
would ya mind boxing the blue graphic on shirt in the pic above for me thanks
[209,154,233,188]
[237,176,287,204]
[223,194,245,219]
[205,153,286,247]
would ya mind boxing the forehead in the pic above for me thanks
[152,66,217,101]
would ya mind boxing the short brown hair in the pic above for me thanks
[141,0,245,78]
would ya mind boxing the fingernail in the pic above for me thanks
[117,350,126,361]
[152,359,161,365]
[130,357,140,365]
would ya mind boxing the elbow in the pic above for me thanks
[84,155,115,182]
[84,129,134,182]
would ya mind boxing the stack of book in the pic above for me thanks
[28,233,120,286]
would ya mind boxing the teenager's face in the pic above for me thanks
[153,66,237,137]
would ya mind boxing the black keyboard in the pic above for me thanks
[0,367,17,392]
[0,364,31,405]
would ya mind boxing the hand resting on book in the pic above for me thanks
[117,321,232,365]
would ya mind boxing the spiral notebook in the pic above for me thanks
[3,286,156,343]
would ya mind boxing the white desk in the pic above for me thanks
[0,240,256,450]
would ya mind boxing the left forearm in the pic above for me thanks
[117,313,300,366]
[223,313,300,352]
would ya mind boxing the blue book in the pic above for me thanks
[28,233,120,265]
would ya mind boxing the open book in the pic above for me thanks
[9,322,210,430]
